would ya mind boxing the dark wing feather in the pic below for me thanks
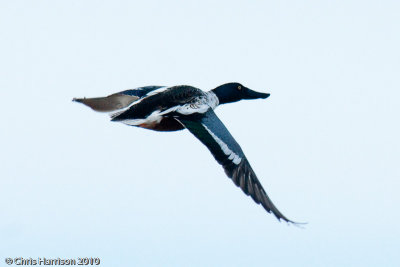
[178,109,296,223]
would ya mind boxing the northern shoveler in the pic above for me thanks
[74,83,298,224]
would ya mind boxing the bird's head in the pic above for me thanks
[212,83,270,105]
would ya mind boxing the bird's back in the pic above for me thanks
[111,85,204,121]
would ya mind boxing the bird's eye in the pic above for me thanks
[238,85,242,90]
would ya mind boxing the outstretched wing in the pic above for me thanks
[178,109,295,223]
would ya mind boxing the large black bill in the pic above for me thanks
[245,89,270,99]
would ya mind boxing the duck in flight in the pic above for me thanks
[74,82,297,224]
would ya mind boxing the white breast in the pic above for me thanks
[176,91,219,115]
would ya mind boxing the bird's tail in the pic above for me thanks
[72,93,139,114]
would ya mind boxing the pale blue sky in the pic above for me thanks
[1,0,399,266]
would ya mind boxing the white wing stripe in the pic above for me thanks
[119,105,179,126]
[203,124,242,165]
[145,86,169,96]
